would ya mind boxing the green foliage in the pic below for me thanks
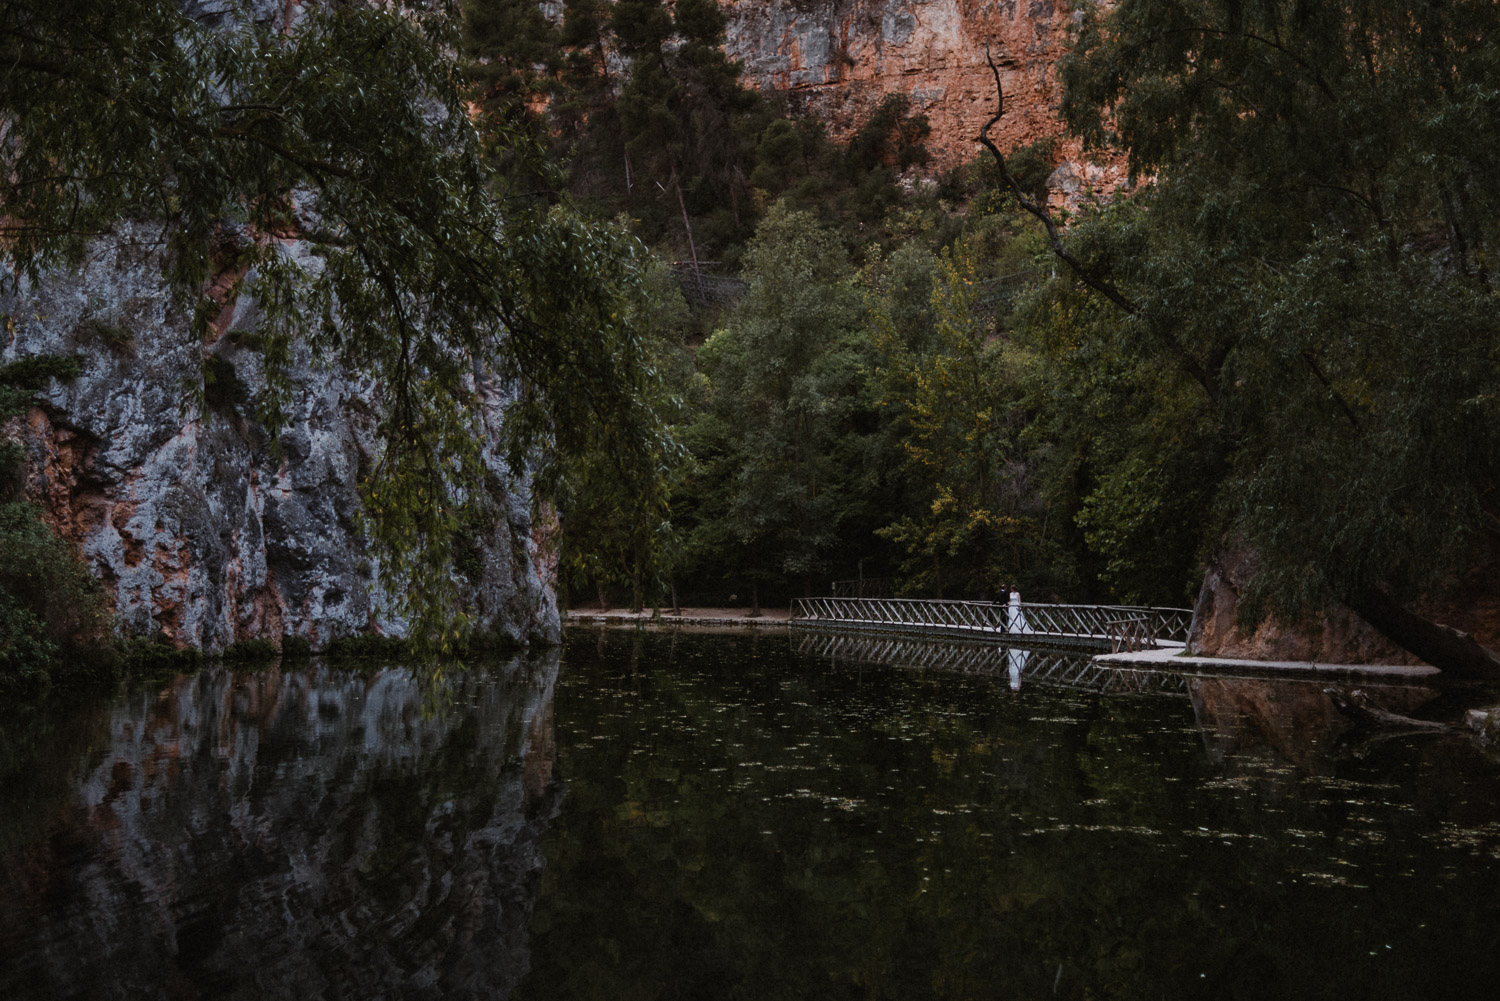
[0,354,83,393]
[748,118,805,193]
[461,0,560,108]
[1009,261,1221,605]
[869,243,1043,599]
[0,502,115,694]
[324,634,412,663]
[201,354,250,414]
[220,638,278,664]
[1003,136,1056,205]
[0,353,116,692]
[606,0,759,256]
[688,204,873,597]
[115,639,203,676]
[504,3,945,267]
[846,93,931,174]
[1042,0,1500,623]
[460,0,564,185]
[0,596,51,694]
[3,1,672,660]
[553,252,691,611]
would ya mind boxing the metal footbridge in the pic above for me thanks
[790,597,1193,652]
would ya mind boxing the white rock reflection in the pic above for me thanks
[0,652,560,1001]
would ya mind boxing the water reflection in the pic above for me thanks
[1187,675,1439,775]
[521,628,1500,1000]
[792,626,1454,776]
[792,627,1189,694]
[0,653,560,1001]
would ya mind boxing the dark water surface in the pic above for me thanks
[521,628,1500,1001]
[0,654,560,1000]
[2,628,1499,999]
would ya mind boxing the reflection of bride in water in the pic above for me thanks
[1007,646,1028,690]
[791,626,1466,774]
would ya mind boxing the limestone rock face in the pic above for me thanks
[2,226,559,651]
[721,0,1125,204]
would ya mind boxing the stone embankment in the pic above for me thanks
[565,606,791,629]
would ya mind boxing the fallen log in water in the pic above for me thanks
[1325,688,1452,731]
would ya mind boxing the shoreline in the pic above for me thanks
[1093,645,1442,680]
[562,607,791,630]
[564,612,1444,679]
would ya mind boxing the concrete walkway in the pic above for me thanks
[1094,645,1441,679]
[563,606,790,629]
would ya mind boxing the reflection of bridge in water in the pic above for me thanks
[793,629,1190,695]
[791,597,1194,652]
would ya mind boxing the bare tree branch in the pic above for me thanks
[977,43,1221,406]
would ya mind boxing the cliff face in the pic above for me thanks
[0,1,559,653]
[721,0,1124,202]
[2,225,559,651]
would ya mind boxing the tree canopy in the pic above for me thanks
[0,0,668,652]
[985,0,1500,671]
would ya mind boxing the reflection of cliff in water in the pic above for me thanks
[0,653,560,1001]
[1187,675,1438,775]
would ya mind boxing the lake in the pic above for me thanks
[2,626,1498,999]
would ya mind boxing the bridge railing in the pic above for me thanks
[789,597,1193,648]
[1105,614,1153,653]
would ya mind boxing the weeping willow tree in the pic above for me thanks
[987,0,1500,674]
[0,0,671,655]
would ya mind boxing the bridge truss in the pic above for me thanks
[790,597,1193,651]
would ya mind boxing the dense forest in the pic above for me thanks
[489,0,1500,679]
[2,0,1498,686]
[466,0,1190,612]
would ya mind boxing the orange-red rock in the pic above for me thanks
[720,0,1126,204]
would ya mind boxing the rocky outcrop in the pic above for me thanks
[1187,545,1500,668]
[2,225,559,651]
[722,0,1125,204]
[1185,547,1420,665]
[1468,706,1500,750]
[0,653,561,1000]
